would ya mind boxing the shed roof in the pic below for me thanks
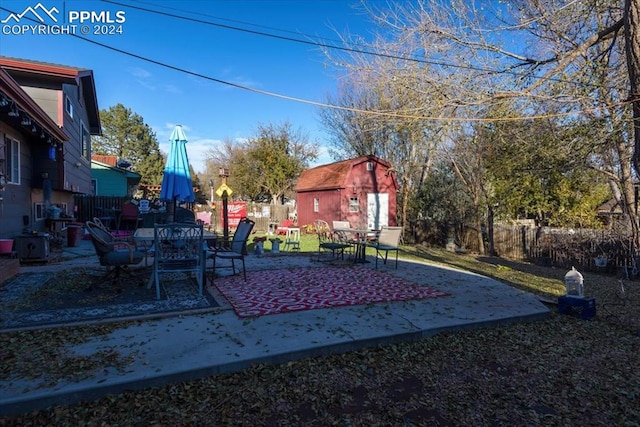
[296,155,392,192]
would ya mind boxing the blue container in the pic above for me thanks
[558,296,596,320]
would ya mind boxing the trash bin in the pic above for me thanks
[67,223,83,247]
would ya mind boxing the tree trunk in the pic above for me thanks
[487,205,495,256]
[626,0,640,249]
[628,0,640,174]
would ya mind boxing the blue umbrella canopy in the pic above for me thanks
[160,125,195,204]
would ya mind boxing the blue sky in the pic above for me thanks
[0,0,377,173]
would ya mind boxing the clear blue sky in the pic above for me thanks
[0,0,377,173]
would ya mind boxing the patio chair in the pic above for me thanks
[175,207,196,224]
[85,220,145,291]
[332,220,358,247]
[368,226,403,269]
[208,217,255,283]
[153,223,205,300]
[315,219,351,260]
[118,203,142,231]
[276,219,294,235]
[95,207,118,230]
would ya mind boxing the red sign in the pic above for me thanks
[222,202,247,228]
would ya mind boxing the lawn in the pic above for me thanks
[2,240,639,425]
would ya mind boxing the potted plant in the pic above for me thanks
[594,255,608,268]
[269,237,282,253]
[253,236,267,255]
[594,243,608,268]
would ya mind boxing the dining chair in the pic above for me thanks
[153,223,205,300]
[276,219,294,235]
[332,220,351,230]
[208,217,255,283]
[85,220,145,291]
[283,227,301,252]
[331,220,358,250]
[175,207,196,224]
[368,226,403,269]
[95,207,117,230]
[118,203,142,231]
[314,219,351,260]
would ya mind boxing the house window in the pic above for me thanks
[313,197,319,212]
[81,122,90,158]
[349,197,359,212]
[366,161,373,171]
[6,137,20,184]
[65,95,74,119]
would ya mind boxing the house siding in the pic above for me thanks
[61,84,91,194]
[22,86,58,124]
[1,57,101,238]
[0,124,34,236]
[92,167,128,196]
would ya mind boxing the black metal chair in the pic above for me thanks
[175,207,196,224]
[315,219,351,260]
[85,220,145,291]
[208,217,255,283]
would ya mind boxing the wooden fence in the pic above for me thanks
[72,196,295,234]
[73,195,130,223]
[491,224,635,273]
[243,203,295,233]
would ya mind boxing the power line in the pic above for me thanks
[101,0,602,89]
[0,6,632,123]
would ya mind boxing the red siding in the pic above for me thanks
[296,155,399,228]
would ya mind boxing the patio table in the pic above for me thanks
[46,217,77,241]
[133,227,217,243]
[334,228,379,263]
[134,227,218,288]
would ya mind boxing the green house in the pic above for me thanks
[91,159,141,197]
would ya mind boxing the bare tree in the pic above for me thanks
[322,0,640,244]
[204,123,317,203]
[319,32,463,228]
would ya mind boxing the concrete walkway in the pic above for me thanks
[1,238,550,416]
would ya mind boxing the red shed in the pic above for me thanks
[295,155,399,229]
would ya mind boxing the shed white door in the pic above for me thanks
[367,193,388,230]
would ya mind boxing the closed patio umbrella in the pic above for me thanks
[160,125,195,219]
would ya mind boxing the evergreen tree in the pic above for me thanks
[94,103,165,186]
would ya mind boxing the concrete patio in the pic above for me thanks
[0,237,550,416]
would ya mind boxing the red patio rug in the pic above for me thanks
[210,266,450,318]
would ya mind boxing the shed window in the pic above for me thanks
[349,197,359,212]
[313,197,319,212]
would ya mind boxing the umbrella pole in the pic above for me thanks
[164,198,175,223]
